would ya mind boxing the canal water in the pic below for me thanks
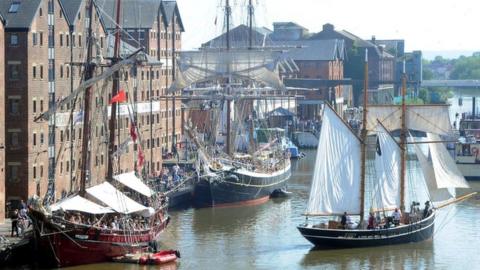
[69,149,480,270]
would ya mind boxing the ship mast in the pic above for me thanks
[359,49,368,220]
[107,0,122,179]
[400,60,407,210]
[248,0,255,153]
[248,0,254,50]
[225,0,232,155]
[79,0,96,195]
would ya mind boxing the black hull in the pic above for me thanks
[167,186,193,209]
[193,165,291,207]
[298,213,435,248]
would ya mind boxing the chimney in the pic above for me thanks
[323,23,334,32]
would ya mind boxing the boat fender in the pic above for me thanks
[175,250,181,258]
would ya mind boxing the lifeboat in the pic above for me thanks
[139,250,180,265]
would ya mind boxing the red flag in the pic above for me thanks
[137,146,145,170]
[109,90,127,104]
[130,121,137,142]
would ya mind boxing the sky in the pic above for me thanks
[177,0,479,58]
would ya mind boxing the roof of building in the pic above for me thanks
[267,107,295,117]
[337,30,377,48]
[201,24,344,61]
[160,0,184,30]
[58,0,83,27]
[96,0,184,31]
[269,39,345,61]
[273,21,308,31]
[97,0,161,29]
[202,24,272,48]
[106,34,160,64]
[309,24,381,55]
[0,0,41,30]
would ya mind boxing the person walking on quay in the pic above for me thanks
[11,209,19,237]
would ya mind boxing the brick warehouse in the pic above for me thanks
[0,0,184,213]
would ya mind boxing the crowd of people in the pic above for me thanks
[340,201,432,230]
[60,212,152,232]
[154,165,186,192]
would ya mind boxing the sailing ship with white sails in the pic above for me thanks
[175,0,292,207]
[297,52,475,248]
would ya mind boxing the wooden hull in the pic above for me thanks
[298,213,435,248]
[28,209,169,268]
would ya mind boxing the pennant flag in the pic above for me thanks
[109,90,127,104]
[137,146,145,171]
[130,121,138,142]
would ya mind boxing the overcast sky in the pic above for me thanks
[177,0,478,57]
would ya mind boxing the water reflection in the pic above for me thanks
[301,242,434,269]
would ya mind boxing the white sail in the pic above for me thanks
[366,105,452,135]
[172,49,284,90]
[373,124,401,210]
[305,106,362,216]
[427,133,470,189]
[413,140,456,206]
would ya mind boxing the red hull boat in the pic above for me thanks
[29,204,170,268]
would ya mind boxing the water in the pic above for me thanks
[69,150,479,270]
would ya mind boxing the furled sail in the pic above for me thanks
[171,49,284,90]
[373,124,401,210]
[366,105,451,136]
[305,106,362,216]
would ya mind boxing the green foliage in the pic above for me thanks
[450,53,480,79]
[423,68,433,80]
[423,52,480,80]
[417,87,453,104]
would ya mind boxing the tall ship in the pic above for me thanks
[297,53,475,248]
[22,0,170,267]
[454,97,480,180]
[176,0,292,207]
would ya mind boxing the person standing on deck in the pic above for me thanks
[392,208,402,226]
[10,209,19,237]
